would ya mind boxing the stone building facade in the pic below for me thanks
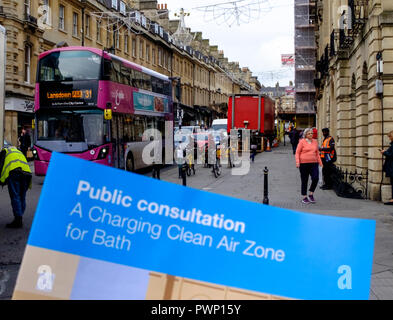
[0,0,255,146]
[314,0,393,200]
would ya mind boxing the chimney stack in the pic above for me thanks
[157,3,168,10]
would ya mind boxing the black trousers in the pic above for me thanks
[322,159,334,187]
[299,163,319,196]
[390,177,393,199]
[291,143,298,155]
[7,170,31,217]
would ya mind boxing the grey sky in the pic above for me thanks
[164,0,294,87]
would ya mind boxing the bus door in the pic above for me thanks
[112,114,125,169]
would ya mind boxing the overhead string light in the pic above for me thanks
[192,0,273,27]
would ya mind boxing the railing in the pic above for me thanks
[295,102,316,113]
[338,0,368,50]
[330,30,336,57]
[316,45,329,80]
[24,14,38,24]
[339,28,353,49]
[295,15,311,26]
[349,0,368,33]
[295,36,316,48]
[332,166,368,199]
[295,54,316,69]
[296,83,316,92]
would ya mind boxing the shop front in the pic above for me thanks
[4,96,35,147]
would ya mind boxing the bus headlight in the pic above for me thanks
[32,148,39,160]
[97,147,108,160]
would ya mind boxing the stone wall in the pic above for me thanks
[315,0,393,200]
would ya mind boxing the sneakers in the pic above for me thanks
[301,195,316,204]
[302,197,311,204]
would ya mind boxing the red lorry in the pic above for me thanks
[227,94,275,151]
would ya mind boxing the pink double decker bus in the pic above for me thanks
[33,46,173,175]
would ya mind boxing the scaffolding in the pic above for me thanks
[294,0,316,115]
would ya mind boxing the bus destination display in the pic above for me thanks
[40,82,97,108]
[47,90,93,100]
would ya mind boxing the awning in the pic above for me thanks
[195,106,212,115]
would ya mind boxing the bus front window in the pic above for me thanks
[38,50,102,82]
[37,112,84,142]
[36,110,105,152]
[82,113,106,146]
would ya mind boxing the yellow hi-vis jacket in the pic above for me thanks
[0,147,32,184]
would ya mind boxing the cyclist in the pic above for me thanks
[185,139,196,176]
[211,141,222,178]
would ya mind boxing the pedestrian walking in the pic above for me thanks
[288,125,300,155]
[319,128,336,190]
[295,128,323,204]
[176,147,186,179]
[0,145,32,228]
[250,142,257,162]
[380,130,393,205]
[312,127,318,139]
[18,127,31,158]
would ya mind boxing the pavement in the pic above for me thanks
[1,141,393,299]
[154,142,393,300]
[0,161,44,299]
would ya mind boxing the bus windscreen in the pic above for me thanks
[36,110,105,147]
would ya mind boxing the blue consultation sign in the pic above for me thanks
[27,152,376,300]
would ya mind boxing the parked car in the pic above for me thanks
[193,132,215,151]
[174,131,191,150]
[209,130,228,145]
[212,119,227,131]
[175,126,202,135]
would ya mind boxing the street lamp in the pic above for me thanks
[169,77,182,125]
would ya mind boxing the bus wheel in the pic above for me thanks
[126,153,135,172]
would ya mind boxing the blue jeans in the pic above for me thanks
[250,149,256,162]
[7,170,31,217]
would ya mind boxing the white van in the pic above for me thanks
[212,119,227,131]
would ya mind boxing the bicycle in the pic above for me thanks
[226,145,236,168]
[203,142,210,168]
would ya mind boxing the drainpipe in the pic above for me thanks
[208,70,211,126]
[80,0,87,46]
[377,51,384,201]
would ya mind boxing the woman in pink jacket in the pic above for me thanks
[295,128,323,204]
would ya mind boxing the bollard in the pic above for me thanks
[152,162,160,180]
[263,167,269,205]
[182,163,187,186]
